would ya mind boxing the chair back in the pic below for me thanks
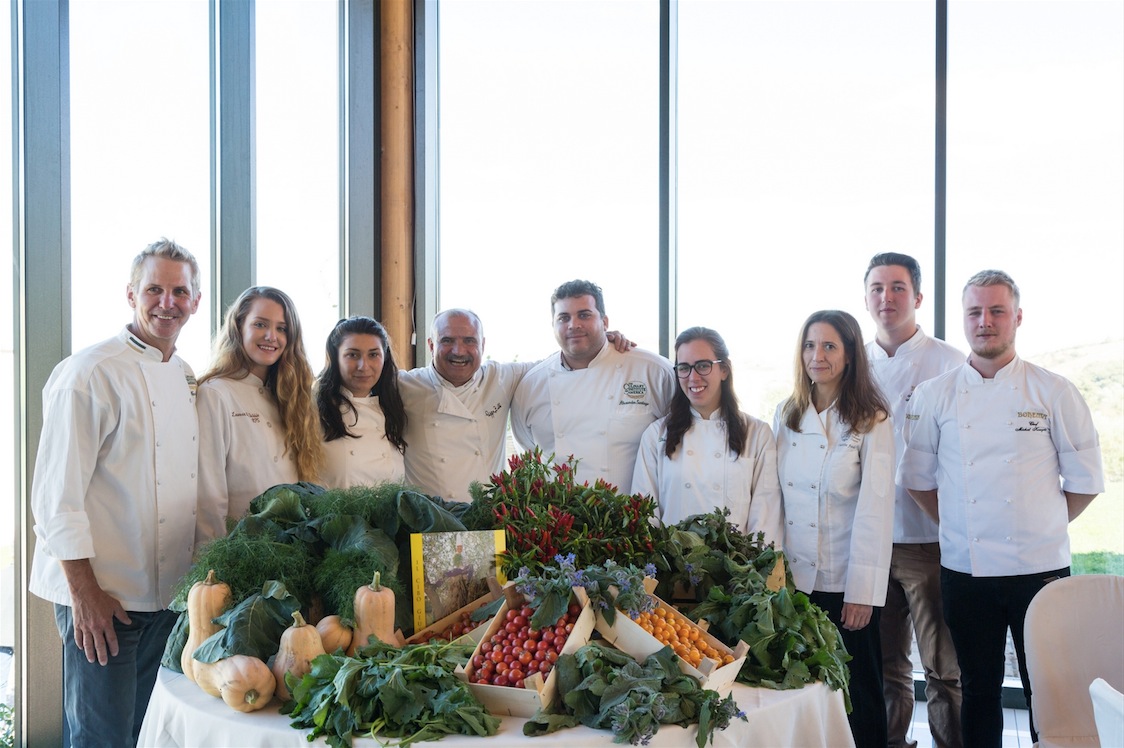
[1024,574,1124,746]
[1089,678,1124,748]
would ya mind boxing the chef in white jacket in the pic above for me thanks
[511,280,676,494]
[317,316,407,489]
[773,309,894,748]
[631,326,783,545]
[400,308,637,500]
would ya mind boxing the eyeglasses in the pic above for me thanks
[675,360,723,378]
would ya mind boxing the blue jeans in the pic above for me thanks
[54,604,178,748]
[940,566,1069,748]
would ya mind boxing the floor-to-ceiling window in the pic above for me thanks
[255,0,341,359]
[945,0,1124,572]
[69,0,212,368]
[436,0,661,362]
[677,0,935,420]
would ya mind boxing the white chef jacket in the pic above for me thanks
[320,389,405,489]
[897,356,1104,577]
[774,402,895,606]
[867,327,964,543]
[511,344,677,494]
[399,360,535,500]
[631,410,785,546]
[29,328,199,611]
[196,374,298,543]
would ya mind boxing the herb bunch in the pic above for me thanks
[514,554,657,629]
[284,638,500,748]
[465,448,667,576]
[524,641,745,747]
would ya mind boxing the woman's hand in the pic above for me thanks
[840,602,872,631]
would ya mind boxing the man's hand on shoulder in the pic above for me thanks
[60,558,132,665]
[606,330,637,353]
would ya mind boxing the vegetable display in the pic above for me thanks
[466,601,581,688]
[524,641,745,747]
[180,569,231,683]
[284,639,501,748]
[193,654,276,713]
[272,611,325,702]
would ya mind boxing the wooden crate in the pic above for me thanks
[404,587,501,645]
[455,584,594,717]
[594,578,748,695]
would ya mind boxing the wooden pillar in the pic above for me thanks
[380,0,415,367]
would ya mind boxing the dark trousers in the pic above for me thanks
[810,591,888,748]
[940,566,1069,748]
[54,603,178,748]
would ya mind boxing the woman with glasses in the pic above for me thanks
[316,316,407,488]
[773,309,894,748]
[196,286,323,543]
[631,326,783,545]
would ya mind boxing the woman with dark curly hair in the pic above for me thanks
[631,326,783,545]
[196,286,323,542]
[316,316,407,488]
[774,309,894,748]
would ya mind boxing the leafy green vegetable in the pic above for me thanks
[524,641,745,747]
[284,639,500,747]
[173,536,315,611]
[313,548,402,623]
[692,584,852,711]
[160,609,191,671]
[191,581,301,664]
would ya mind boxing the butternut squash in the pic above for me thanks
[347,571,397,655]
[315,614,353,654]
[181,569,231,682]
[272,611,325,701]
[193,655,276,712]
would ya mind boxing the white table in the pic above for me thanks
[139,666,855,748]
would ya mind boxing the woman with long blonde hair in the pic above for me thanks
[196,286,322,542]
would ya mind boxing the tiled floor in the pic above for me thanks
[908,699,1034,748]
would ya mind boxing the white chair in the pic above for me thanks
[1023,574,1124,747]
[1090,678,1124,748]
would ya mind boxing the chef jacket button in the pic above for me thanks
[791,442,796,447]
[431,421,437,426]
[810,523,816,528]
[973,537,979,542]
[820,444,825,449]
[151,400,157,406]
[156,480,162,486]
[1007,421,1013,425]
[685,482,692,488]
[712,483,720,490]
[606,394,612,399]
[258,387,265,395]
[714,452,722,459]
[687,450,694,456]
[788,520,794,525]
[968,461,974,466]
[191,473,195,478]
[599,430,606,436]
[267,422,273,428]
[192,435,196,441]
[160,555,165,562]
[474,450,481,456]
[1005,498,1012,503]
[349,449,356,456]
[159,517,166,524]
[273,456,279,462]
[192,509,196,515]
[441,457,447,463]
[964,424,971,429]
[156,440,161,447]
[787,481,793,487]
[811,483,817,489]
[1006,536,1012,541]
[970,499,976,504]
[810,562,816,567]
[554,400,561,405]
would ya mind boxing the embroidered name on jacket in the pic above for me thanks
[1016,410,1050,433]
[231,410,261,424]
[619,381,650,407]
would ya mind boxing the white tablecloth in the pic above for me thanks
[139,666,855,748]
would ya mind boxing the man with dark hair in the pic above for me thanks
[899,269,1103,748]
[29,239,201,747]
[511,279,676,493]
[863,252,963,748]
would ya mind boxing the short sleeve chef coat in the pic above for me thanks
[897,355,1104,576]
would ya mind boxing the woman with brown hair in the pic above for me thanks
[774,309,894,748]
[196,286,322,543]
